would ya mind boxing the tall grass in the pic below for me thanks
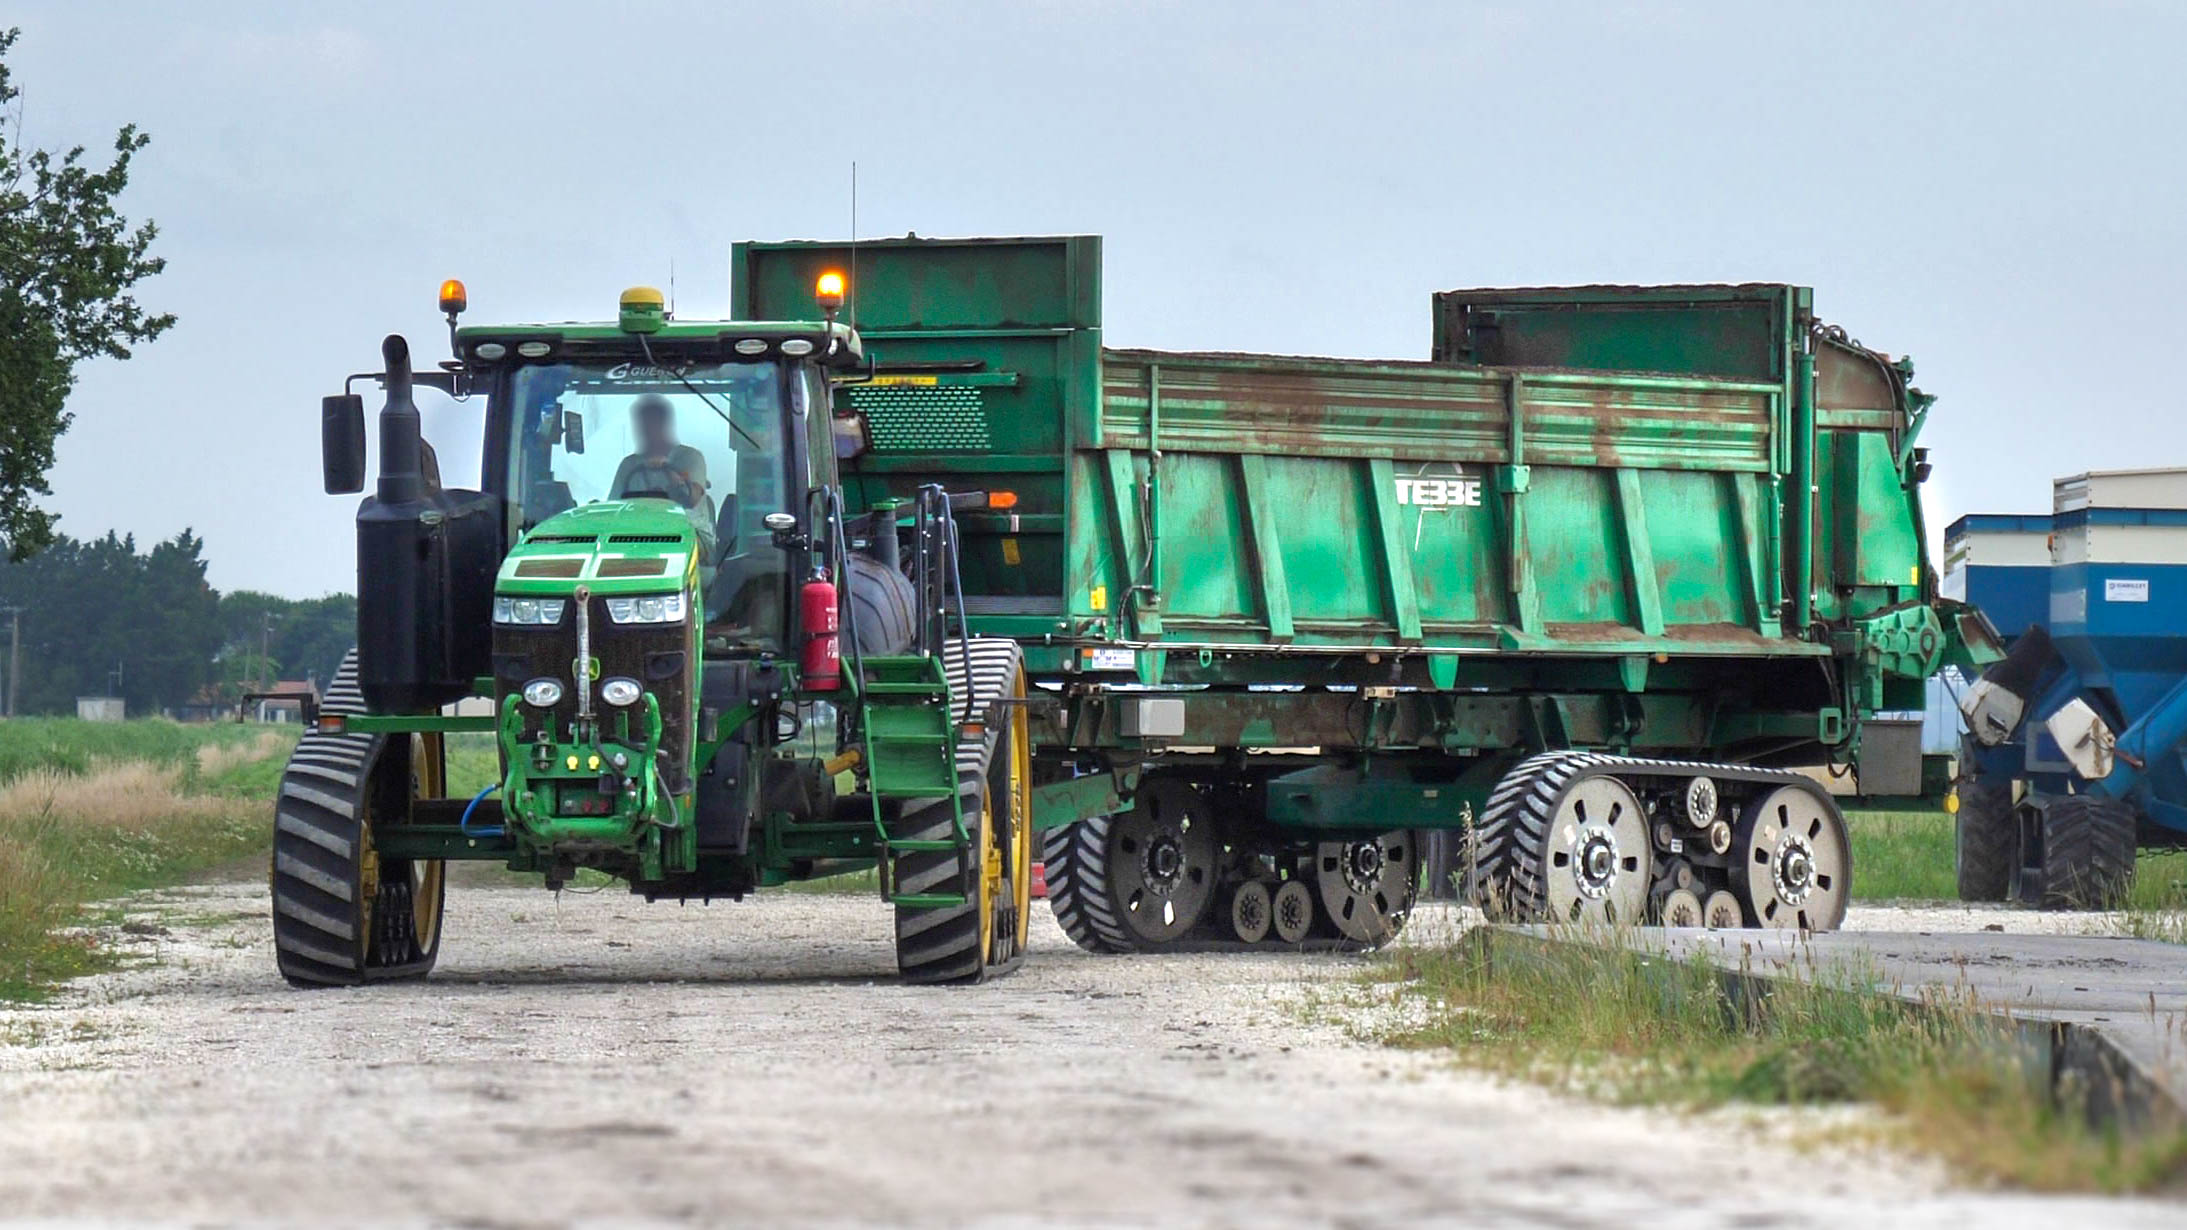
[1375,931,2187,1191]
[1844,809,1959,900]
[0,717,271,783]
[0,720,295,999]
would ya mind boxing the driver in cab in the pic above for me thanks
[611,393,718,562]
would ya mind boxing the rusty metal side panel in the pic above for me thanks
[1076,349,1785,654]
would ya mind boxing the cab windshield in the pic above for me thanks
[501,358,796,650]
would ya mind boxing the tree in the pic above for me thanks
[0,27,174,559]
[215,591,356,703]
[0,529,223,714]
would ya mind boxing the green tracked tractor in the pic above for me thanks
[273,279,1033,986]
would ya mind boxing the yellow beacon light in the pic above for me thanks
[438,279,468,316]
[815,270,846,312]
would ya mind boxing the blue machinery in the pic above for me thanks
[1949,468,2187,906]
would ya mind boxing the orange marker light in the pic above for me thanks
[438,279,469,315]
[815,270,846,311]
[988,490,1018,509]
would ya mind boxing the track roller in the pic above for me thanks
[1271,879,1314,943]
[1230,881,1273,943]
[1702,889,1743,928]
[1659,888,1703,926]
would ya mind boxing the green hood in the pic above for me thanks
[496,501,699,597]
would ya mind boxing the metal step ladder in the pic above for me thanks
[855,654,973,906]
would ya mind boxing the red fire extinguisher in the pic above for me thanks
[800,572,841,691]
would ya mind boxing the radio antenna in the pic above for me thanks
[668,257,677,317]
[849,160,859,330]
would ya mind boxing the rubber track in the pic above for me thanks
[1473,751,1837,926]
[270,651,438,986]
[892,638,1026,984]
[1953,776,2016,903]
[1044,814,1134,954]
[2029,794,2136,910]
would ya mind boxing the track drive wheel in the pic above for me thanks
[893,646,1031,984]
[2013,794,2136,910]
[1481,753,1651,925]
[271,650,447,987]
[1043,776,1217,952]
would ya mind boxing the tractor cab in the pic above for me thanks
[462,289,866,658]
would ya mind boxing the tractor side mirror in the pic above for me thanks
[321,394,366,494]
[563,411,586,455]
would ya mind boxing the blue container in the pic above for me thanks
[1962,469,2187,844]
[1943,512,2053,646]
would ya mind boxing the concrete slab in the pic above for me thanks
[1497,925,2187,1129]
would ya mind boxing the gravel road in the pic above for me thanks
[0,883,2176,1228]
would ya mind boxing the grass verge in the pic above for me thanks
[0,720,296,1000]
[1847,807,2187,909]
[1370,930,2187,1192]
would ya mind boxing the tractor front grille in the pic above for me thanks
[492,602,693,793]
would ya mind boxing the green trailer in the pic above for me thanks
[733,236,1996,946]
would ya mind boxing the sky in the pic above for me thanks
[8,0,2185,598]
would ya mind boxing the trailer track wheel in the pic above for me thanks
[270,650,447,987]
[1314,830,1417,946]
[1734,785,1850,932]
[893,641,1029,984]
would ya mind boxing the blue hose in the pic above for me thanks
[459,782,503,837]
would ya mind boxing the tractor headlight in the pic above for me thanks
[599,677,643,707]
[494,597,567,626]
[605,591,686,625]
[522,678,565,708]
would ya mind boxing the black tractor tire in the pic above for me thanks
[845,550,917,658]
[1953,776,2017,903]
[271,650,446,987]
[1044,814,1134,954]
[889,639,1029,984]
[2015,794,2137,911]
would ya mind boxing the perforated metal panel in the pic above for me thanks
[846,384,991,452]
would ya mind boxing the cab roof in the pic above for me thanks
[452,318,864,368]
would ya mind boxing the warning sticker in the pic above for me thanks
[2106,578,2151,603]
